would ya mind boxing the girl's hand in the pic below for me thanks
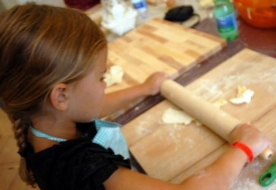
[142,72,170,96]
[229,123,272,158]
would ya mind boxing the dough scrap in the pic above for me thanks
[199,0,214,8]
[230,86,254,104]
[162,108,194,125]
[103,65,124,87]
[212,98,228,108]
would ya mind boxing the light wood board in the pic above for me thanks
[105,18,226,93]
[122,48,276,189]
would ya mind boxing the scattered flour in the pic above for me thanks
[190,62,276,101]
[231,159,276,190]
[135,118,154,136]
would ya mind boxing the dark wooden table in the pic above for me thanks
[113,16,276,125]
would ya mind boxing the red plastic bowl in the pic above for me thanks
[233,0,276,28]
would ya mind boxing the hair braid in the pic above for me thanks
[12,116,36,186]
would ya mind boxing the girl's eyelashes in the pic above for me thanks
[100,74,107,82]
[101,69,107,82]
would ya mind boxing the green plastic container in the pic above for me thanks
[213,0,239,41]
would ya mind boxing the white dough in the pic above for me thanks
[103,65,124,87]
[230,86,254,105]
[103,73,113,86]
[110,65,124,83]
[199,0,214,8]
[162,108,194,125]
[212,98,228,108]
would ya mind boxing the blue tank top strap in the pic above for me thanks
[30,126,67,143]
[30,119,130,159]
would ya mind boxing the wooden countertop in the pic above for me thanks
[112,17,276,187]
[113,17,276,125]
[122,48,276,189]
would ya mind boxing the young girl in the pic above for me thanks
[0,3,272,190]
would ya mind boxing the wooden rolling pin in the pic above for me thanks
[160,79,273,160]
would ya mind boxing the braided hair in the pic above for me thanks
[0,3,107,186]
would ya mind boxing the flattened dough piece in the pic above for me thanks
[162,108,194,125]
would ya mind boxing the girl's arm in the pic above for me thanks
[104,147,247,190]
[104,123,272,190]
[100,72,169,117]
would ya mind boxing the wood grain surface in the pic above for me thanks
[122,48,276,189]
[105,18,226,93]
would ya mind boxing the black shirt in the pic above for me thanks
[26,122,131,190]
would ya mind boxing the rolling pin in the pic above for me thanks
[160,79,273,160]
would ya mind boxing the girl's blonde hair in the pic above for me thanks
[0,3,107,186]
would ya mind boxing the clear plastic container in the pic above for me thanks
[131,0,149,19]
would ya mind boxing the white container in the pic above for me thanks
[101,6,137,36]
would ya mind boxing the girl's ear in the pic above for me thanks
[49,83,70,111]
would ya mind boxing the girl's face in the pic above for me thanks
[67,48,107,122]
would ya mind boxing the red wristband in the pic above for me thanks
[231,142,254,163]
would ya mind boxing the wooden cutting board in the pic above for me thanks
[122,48,276,189]
[105,18,226,93]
